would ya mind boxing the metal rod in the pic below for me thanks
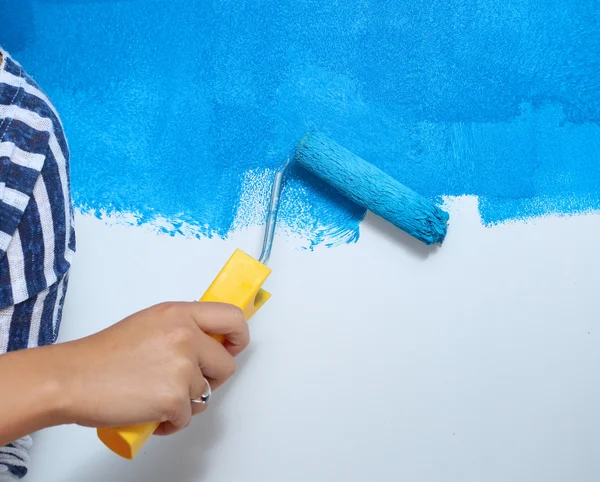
[258,150,295,265]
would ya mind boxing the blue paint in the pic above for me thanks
[3,0,599,245]
[296,131,449,244]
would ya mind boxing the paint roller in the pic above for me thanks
[96,130,449,459]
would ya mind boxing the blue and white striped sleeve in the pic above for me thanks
[0,48,75,481]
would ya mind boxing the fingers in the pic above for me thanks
[190,372,210,416]
[150,301,249,437]
[155,369,209,436]
[186,302,250,356]
[163,388,193,435]
[155,420,181,436]
[195,333,236,390]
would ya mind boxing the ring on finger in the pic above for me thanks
[191,378,212,405]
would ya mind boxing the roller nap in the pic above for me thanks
[295,131,449,245]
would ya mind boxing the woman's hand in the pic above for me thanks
[56,301,249,435]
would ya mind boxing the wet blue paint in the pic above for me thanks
[3,0,599,244]
[296,131,449,244]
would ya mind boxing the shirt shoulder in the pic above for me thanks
[0,49,75,309]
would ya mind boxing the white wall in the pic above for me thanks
[28,197,600,482]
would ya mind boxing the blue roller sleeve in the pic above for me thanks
[295,131,449,245]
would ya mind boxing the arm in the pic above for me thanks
[0,345,70,446]
[0,301,249,446]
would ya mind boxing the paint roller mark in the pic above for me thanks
[6,0,600,245]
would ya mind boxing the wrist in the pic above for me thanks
[33,343,80,427]
[0,344,78,445]
[45,342,88,426]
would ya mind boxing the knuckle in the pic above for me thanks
[169,325,194,347]
[157,301,179,313]
[241,330,250,350]
[225,303,245,323]
[163,393,185,421]
[172,357,195,379]
[157,301,188,320]
[227,306,247,335]
[224,357,237,379]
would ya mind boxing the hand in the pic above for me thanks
[55,302,249,435]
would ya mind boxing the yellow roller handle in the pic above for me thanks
[96,249,272,459]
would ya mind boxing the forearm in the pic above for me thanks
[0,345,71,446]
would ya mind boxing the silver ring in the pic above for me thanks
[191,378,211,404]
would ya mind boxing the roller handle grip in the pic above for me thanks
[97,249,271,459]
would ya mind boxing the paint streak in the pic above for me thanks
[3,0,599,246]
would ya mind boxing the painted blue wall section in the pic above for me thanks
[3,0,599,244]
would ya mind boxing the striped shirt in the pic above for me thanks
[0,49,75,480]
